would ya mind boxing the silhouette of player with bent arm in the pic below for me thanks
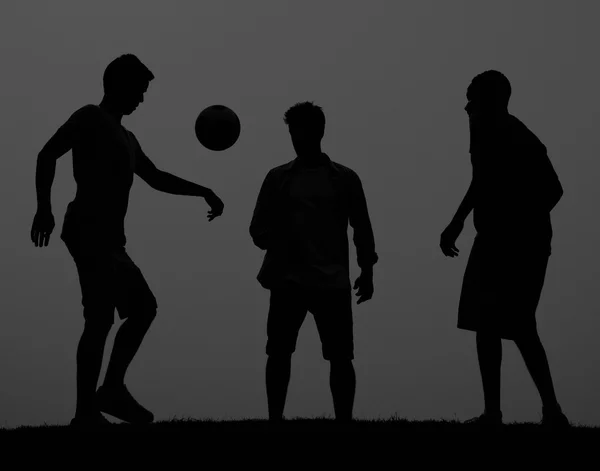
[440,71,569,427]
[31,54,224,427]
[250,102,378,422]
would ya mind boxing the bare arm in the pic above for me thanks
[144,168,215,198]
[31,109,85,246]
[134,146,224,221]
[450,178,476,224]
[440,177,475,258]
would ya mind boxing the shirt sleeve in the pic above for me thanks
[517,128,563,213]
[348,170,379,268]
[39,105,94,158]
[249,169,277,250]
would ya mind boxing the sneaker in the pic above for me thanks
[96,384,154,424]
[541,405,570,429]
[70,411,112,429]
[464,411,503,428]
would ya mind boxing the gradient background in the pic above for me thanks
[1,1,598,428]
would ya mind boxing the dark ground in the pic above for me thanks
[1,417,597,433]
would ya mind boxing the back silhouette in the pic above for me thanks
[440,70,569,428]
[30,54,224,428]
[250,101,378,422]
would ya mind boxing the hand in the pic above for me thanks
[353,270,374,305]
[204,190,224,222]
[440,219,463,257]
[31,208,55,247]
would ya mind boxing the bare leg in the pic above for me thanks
[266,354,292,421]
[514,331,560,410]
[103,311,156,387]
[476,332,502,415]
[75,316,113,417]
[330,359,356,421]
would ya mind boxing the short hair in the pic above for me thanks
[283,101,326,137]
[103,54,155,95]
[467,70,511,108]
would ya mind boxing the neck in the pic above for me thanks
[296,151,325,168]
[99,96,124,124]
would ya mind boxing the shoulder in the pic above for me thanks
[331,160,361,182]
[508,115,547,154]
[266,161,295,179]
[66,104,99,127]
[124,128,140,144]
[72,104,100,120]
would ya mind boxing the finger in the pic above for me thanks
[31,228,36,244]
[43,232,50,247]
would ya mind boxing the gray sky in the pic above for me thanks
[1,1,599,428]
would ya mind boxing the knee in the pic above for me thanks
[514,330,542,350]
[82,309,114,336]
[135,307,157,328]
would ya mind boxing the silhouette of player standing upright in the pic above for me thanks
[250,102,378,422]
[440,71,569,427]
[31,54,224,427]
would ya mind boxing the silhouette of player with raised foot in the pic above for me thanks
[31,54,224,427]
[440,71,569,428]
[250,102,378,423]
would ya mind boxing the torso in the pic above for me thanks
[61,105,138,248]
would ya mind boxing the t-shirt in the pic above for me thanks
[470,114,555,248]
[59,105,141,248]
[283,163,350,289]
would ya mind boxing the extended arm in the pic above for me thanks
[134,147,224,221]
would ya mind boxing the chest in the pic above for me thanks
[287,169,337,208]
[86,121,136,175]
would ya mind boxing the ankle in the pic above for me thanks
[484,408,502,418]
[542,402,562,414]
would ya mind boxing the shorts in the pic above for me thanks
[66,242,157,325]
[266,281,354,360]
[457,235,549,340]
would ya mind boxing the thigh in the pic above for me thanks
[67,243,117,324]
[266,282,309,356]
[309,289,354,361]
[112,249,158,320]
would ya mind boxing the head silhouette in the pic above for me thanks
[103,54,155,115]
[284,101,326,156]
[465,70,511,119]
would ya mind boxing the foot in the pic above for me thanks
[70,411,112,429]
[464,411,503,428]
[541,405,570,429]
[97,384,154,424]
